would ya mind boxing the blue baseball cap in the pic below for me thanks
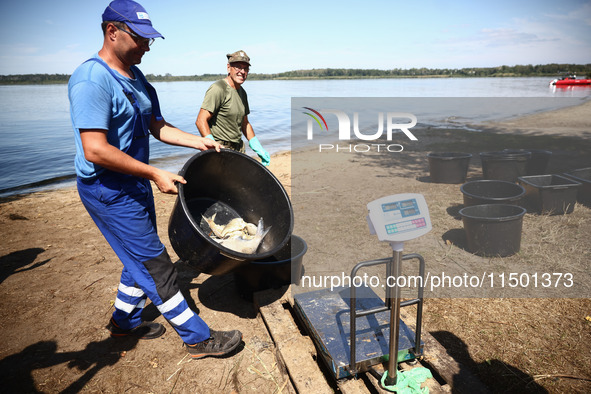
[102,0,164,39]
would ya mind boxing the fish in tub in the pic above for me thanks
[202,213,271,254]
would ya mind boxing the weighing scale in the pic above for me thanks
[293,193,432,387]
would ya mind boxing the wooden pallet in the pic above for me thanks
[255,286,489,393]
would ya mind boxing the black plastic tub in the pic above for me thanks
[480,151,531,182]
[502,149,552,175]
[168,150,294,275]
[234,235,307,297]
[517,174,581,215]
[563,167,591,207]
[459,204,526,257]
[460,180,525,207]
[427,152,472,184]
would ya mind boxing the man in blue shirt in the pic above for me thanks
[69,0,242,360]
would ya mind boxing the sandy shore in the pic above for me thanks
[481,99,591,137]
[1,99,590,392]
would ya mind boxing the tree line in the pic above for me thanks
[1,63,589,85]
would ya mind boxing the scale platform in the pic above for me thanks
[293,285,423,379]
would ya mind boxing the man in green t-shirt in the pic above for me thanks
[196,50,270,166]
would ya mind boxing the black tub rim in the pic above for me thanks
[427,152,473,160]
[518,174,581,189]
[177,149,294,260]
[460,179,526,202]
[502,148,552,156]
[480,150,531,161]
[249,235,308,266]
[459,204,526,222]
[563,167,591,184]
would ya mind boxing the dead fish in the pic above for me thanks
[202,214,255,239]
[219,218,271,254]
[202,213,226,238]
[221,218,252,238]
[244,222,258,236]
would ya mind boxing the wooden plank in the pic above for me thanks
[253,312,298,394]
[399,361,451,393]
[337,376,369,394]
[255,287,334,394]
[400,308,490,393]
[420,335,489,394]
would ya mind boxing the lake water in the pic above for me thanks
[0,77,589,197]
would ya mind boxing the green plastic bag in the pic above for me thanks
[380,367,433,393]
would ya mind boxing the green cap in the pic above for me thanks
[226,50,250,65]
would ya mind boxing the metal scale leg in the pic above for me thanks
[385,249,402,386]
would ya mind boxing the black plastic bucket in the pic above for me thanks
[480,151,531,182]
[563,167,591,207]
[234,235,307,296]
[427,152,472,184]
[168,150,294,275]
[517,174,581,215]
[459,204,526,257]
[502,149,552,175]
[460,180,525,206]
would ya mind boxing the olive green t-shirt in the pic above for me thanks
[201,79,250,143]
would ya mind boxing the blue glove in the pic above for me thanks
[205,134,215,141]
[249,136,271,166]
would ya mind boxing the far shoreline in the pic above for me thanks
[0,74,562,85]
[2,62,590,85]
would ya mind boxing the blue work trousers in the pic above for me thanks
[77,172,210,344]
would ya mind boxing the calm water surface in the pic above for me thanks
[0,77,589,196]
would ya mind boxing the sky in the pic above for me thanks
[0,0,590,76]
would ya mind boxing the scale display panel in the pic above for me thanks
[367,193,432,242]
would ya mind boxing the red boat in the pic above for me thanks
[550,75,591,86]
